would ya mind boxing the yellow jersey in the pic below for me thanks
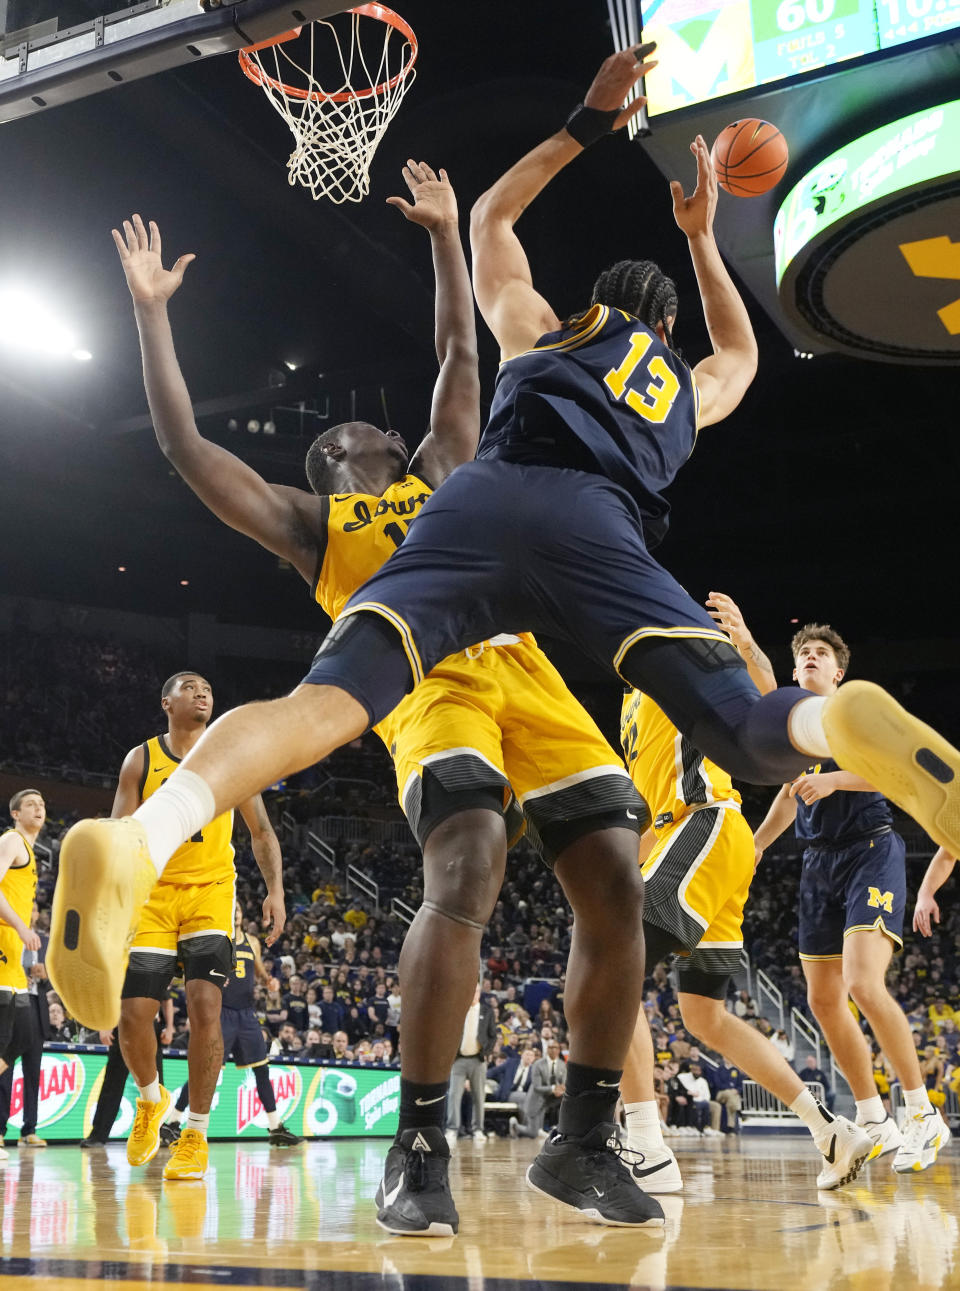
[140,734,235,886]
[313,474,433,623]
[0,829,37,927]
[620,690,740,829]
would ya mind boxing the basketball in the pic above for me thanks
[711,119,789,197]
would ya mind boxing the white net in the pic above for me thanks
[241,7,417,205]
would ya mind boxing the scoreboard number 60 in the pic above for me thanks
[776,0,837,30]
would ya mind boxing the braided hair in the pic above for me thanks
[589,259,679,350]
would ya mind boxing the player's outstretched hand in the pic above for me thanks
[706,591,752,652]
[387,160,458,230]
[262,890,287,946]
[789,773,836,805]
[913,892,940,937]
[583,42,657,129]
[670,135,718,239]
[111,214,195,305]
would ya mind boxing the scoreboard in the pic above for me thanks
[640,0,960,116]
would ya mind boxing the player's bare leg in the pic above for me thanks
[803,958,876,1100]
[525,830,663,1228]
[398,811,507,1085]
[841,928,949,1170]
[377,809,507,1237]
[49,684,368,1029]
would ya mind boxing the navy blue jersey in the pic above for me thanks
[795,758,893,846]
[477,305,700,548]
[221,930,257,1010]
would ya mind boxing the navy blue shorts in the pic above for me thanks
[305,462,812,785]
[798,830,907,959]
[338,462,722,680]
[221,1005,269,1068]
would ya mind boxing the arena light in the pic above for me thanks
[0,286,90,360]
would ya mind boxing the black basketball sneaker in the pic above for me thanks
[268,1122,303,1147]
[376,1125,459,1236]
[159,1121,181,1148]
[526,1123,665,1227]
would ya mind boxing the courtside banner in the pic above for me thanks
[4,1053,399,1140]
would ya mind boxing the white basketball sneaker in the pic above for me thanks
[893,1109,952,1173]
[858,1112,902,1161]
[623,1138,683,1193]
[815,1115,873,1190]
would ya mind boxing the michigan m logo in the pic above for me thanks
[867,887,894,914]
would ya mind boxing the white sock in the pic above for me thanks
[132,769,216,877]
[137,1077,161,1104]
[790,1087,833,1138]
[184,1111,210,1136]
[623,1100,664,1147]
[903,1085,933,1114]
[165,1107,185,1125]
[855,1095,885,1124]
[266,1110,281,1130]
[788,696,831,758]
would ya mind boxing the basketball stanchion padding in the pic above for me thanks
[238,4,418,204]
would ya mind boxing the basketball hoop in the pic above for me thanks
[239,4,418,204]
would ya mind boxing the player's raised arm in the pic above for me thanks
[387,162,480,486]
[470,44,656,360]
[913,846,956,936]
[671,140,758,427]
[112,214,318,581]
[705,591,776,694]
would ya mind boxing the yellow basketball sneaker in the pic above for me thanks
[127,1086,171,1167]
[823,680,960,855]
[163,1127,209,1181]
[47,817,157,1030]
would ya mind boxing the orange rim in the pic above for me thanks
[238,4,418,104]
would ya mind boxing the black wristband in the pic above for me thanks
[563,102,620,149]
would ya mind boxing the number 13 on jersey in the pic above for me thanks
[603,331,680,424]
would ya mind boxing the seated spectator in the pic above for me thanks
[535,997,562,1033]
[679,1062,715,1135]
[733,990,756,1018]
[284,976,310,1032]
[46,1000,77,1043]
[670,1028,692,1061]
[710,1058,743,1133]
[797,1053,835,1112]
[300,1029,332,1061]
[318,984,344,1034]
[264,989,287,1034]
[276,1023,299,1055]
[330,1031,351,1063]
[771,1028,795,1062]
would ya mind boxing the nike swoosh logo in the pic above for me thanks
[596,1080,621,1088]
[824,1135,837,1164]
[923,1133,938,1150]
[382,1177,403,1208]
[414,1095,445,1106]
[153,768,166,773]
[209,970,226,979]
[632,1161,670,1179]
[589,1186,605,1197]
[626,811,638,820]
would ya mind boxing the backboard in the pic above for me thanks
[0,0,349,123]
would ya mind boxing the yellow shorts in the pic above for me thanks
[125,875,235,997]
[376,635,645,854]
[642,805,754,977]
[0,926,27,993]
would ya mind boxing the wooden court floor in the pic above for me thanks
[0,1134,956,1290]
